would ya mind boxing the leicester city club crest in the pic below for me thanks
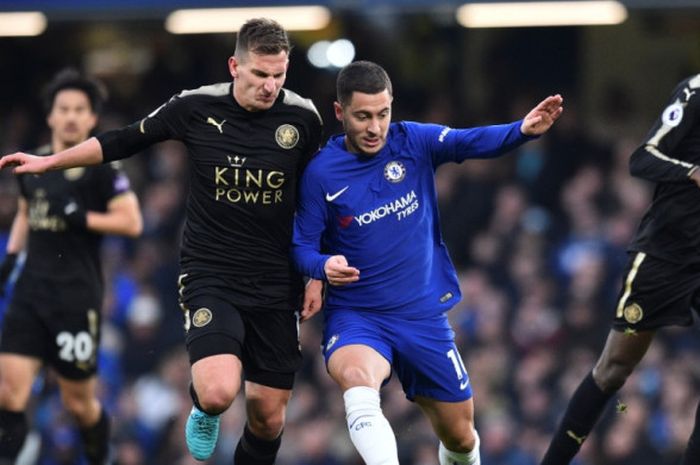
[275,124,299,149]
[192,307,213,327]
[384,161,405,183]
[623,303,643,324]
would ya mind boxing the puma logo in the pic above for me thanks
[207,117,226,134]
[566,430,586,445]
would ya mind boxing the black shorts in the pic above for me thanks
[612,252,700,331]
[181,293,302,390]
[0,293,102,380]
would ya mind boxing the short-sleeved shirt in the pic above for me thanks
[14,145,131,304]
[628,74,700,264]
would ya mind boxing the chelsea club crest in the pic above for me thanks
[384,161,405,183]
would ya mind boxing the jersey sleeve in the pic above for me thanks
[406,121,534,168]
[629,76,700,183]
[291,162,333,280]
[97,92,192,162]
[93,162,132,205]
[298,108,323,172]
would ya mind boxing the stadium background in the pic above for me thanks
[0,1,699,464]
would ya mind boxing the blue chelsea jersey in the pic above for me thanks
[292,120,530,316]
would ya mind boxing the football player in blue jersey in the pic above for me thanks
[292,60,562,465]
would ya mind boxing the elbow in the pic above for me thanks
[628,147,647,177]
[125,213,144,238]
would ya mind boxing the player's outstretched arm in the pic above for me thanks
[0,137,104,174]
[520,94,564,136]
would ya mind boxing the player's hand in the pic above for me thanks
[0,253,18,297]
[301,279,324,322]
[51,197,87,230]
[0,152,53,174]
[324,255,360,286]
[521,94,564,136]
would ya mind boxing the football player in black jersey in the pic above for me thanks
[539,75,700,465]
[0,18,324,464]
[0,69,142,465]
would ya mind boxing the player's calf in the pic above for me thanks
[343,386,399,465]
[233,424,283,465]
[79,408,111,465]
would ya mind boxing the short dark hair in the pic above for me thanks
[336,60,393,106]
[43,68,107,115]
[235,18,290,59]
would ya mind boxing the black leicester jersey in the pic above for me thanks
[14,145,131,302]
[628,74,700,264]
[97,83,322,310]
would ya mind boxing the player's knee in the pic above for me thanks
[247,413,285,440]
[0,380,28,411]
[440,424,477,453]
[196,384,236,414]
[60,393,94,422]
[334,365,378,389]
[593,360,633,392]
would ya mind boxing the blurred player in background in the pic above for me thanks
[292,60,562,465]
[0,69,142,465]
[0,18,323,464]
[539,74,700,465]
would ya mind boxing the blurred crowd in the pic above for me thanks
[1,21,699,465]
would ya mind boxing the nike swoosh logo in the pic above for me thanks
[325,186,349,202]
[459,379,469,390]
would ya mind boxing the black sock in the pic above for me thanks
[0,409,27,462]
[79,407,110,465]
[540,372,614,465]
[681,400,700,465]
[233,424,282,465]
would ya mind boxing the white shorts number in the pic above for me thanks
[56,331,94,362]
[447,347,467,381]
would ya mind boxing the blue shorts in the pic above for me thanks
[322,309,472,402]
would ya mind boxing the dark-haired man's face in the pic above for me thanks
[335,89,392,156]
[47,89,97,149]
[229,50,288,112]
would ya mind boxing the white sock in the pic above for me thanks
[439,430,481,465]
[343,386,399,465]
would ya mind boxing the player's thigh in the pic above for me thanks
[414,396,476,446]
[322,309,392,391]
[191,353,242,399]
[183,294,245,400]
[240,308,302,390]
[594,329,655,381]
[0,299,48,409]
[327,344,391,391]
[0,354,41,410]
[393,313,472,403]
